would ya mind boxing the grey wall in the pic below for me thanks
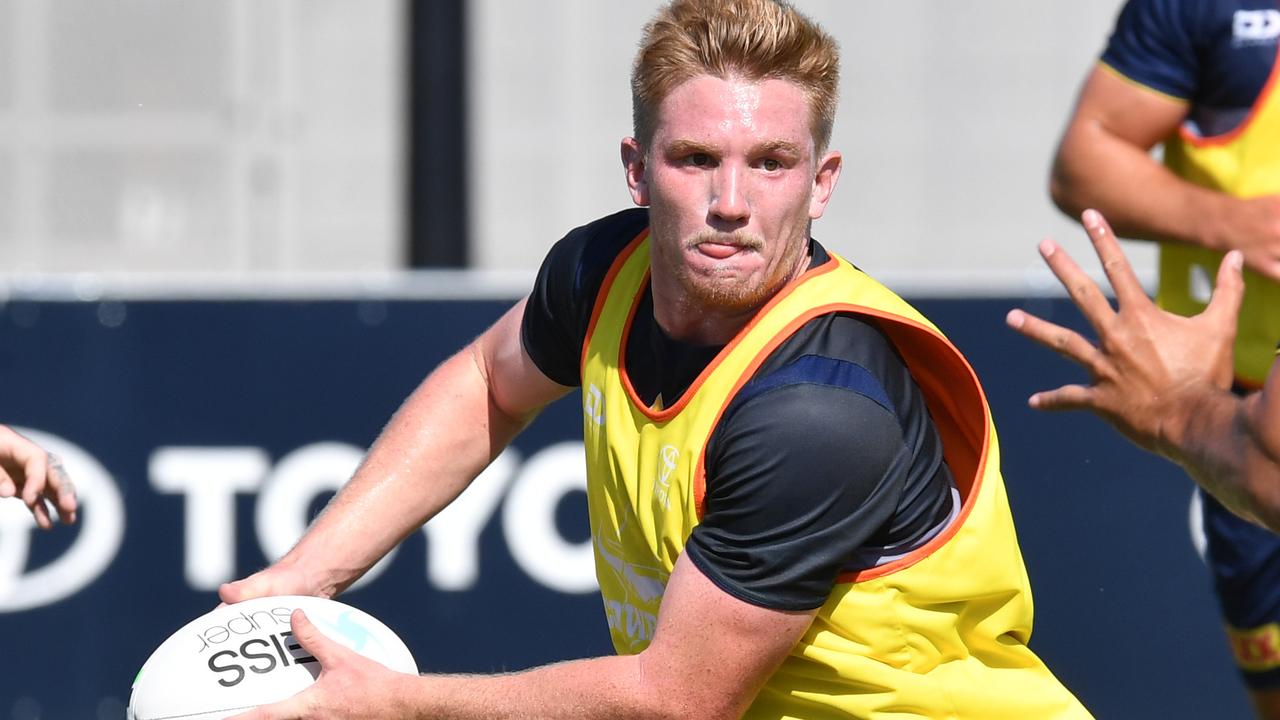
[468,0,1148,294]
[0,0,402,274]
[1,1,1149,291]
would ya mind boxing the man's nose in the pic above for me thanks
[709,165,749,223]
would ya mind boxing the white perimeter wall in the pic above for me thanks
[0,0,402,275]
[470,0,1143,295]
[0,1,1144,295]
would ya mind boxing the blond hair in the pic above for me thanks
[631,0,840,152]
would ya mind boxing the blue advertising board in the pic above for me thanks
[0,294,1251,719]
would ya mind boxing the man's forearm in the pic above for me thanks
[278,344,531,596]
[401,656,650,720]
[396,652,747,720]
[1162,387,1280,531]
[1052,118,1230,251]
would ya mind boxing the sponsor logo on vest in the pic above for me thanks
[1234,10,1280,45]
[585,384,605,426]
[595,525,666,652]
[1229,623,1280,671]
[654,445,678,510]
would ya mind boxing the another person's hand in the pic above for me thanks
[1005,209,1245,455]
[1222,194,1280,282]
[0,425,77,529]
[226,609,415,720]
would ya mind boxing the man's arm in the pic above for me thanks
[1168,361,1280,531]
[0,424,77,529]
[1051,65,1280,281]
[1007,209,1280,530]
[220,299,571,601]
[233,552,815,720]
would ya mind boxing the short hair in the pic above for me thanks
[631,0,840,153]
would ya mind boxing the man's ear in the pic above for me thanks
[621,137,649,206]
[808,150,842,220]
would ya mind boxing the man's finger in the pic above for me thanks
[1028,384,1096,412]
[19,451,47,506]
[226,694,308,720]
[219,580,251,605]
[1006,309,1104,373]
[1204,250,1245,330]
[2,426,43,472]
[1037,238,1117,331]
[30,497,53,530]
[0,466,14,498]
[219,573,278,605]
[43,461,78,524]
[1082,209,1146,310]
[290,609,341,667]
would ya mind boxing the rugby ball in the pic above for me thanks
[128,595,417,720]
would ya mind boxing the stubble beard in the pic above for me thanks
[677,230,804,313]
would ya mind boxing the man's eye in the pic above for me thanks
[760,158,783,172]
[686,153,711,167]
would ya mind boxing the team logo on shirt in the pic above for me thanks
[1234,10,1280,46]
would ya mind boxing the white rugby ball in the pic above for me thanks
[128,595,417,720]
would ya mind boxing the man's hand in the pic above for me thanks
[0,425,77,529]
[1221,194,1280,282]
[219,563,331,606]
[226,610,416,720]
[1005,209,1245,455]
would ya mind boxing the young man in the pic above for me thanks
[0,423,76,529]
[224,1,1089,717]
[1048,1,1280,714]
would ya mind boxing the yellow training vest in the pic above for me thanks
[580,232,1091,719]
[1161,43,1280,386]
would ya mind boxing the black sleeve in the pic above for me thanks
[520,208,649,387]
[683,379,911,611]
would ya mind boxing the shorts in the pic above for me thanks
[1200,488,1280,689]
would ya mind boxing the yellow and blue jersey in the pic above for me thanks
[1104,0,1280,387]
[1103,0,1280,690]
[576,228,1090,718]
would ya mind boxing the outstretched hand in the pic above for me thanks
[0,425,77,529]
[1006,209,1245,454]
[226,610,414,720]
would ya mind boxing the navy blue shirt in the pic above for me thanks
[1102,0,1279,136]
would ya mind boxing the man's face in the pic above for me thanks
[623,74,841,315]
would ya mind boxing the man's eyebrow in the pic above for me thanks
[754,139,802,156]
[663,139,803,156]
[664,139,719,156]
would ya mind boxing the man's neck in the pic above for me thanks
[652,299,760,347]
[650,251,811,346]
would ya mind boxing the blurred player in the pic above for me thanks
[220,1,1089,717]
[1048,0,1280,714]
[0,424,77,528]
